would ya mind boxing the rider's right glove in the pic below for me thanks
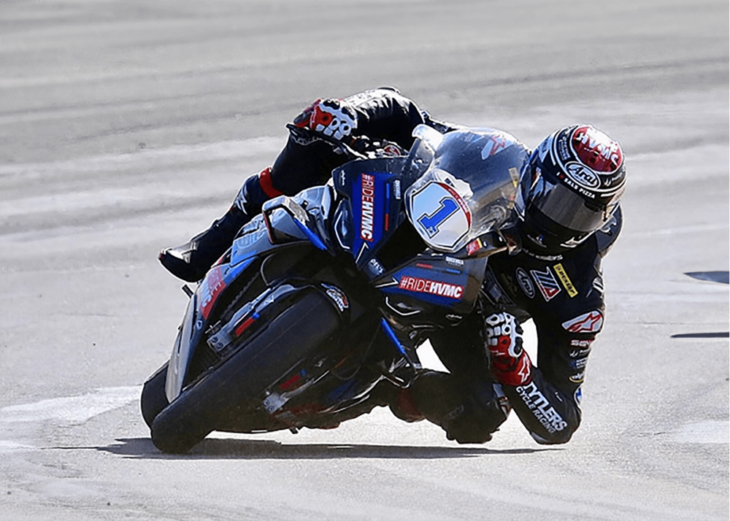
[484,312,532,387]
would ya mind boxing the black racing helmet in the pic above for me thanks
[514,125,626,255]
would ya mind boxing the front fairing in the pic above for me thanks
[330,156,423,275]
[165,212,295,403]
[329,153,496,342]
[165,291,196,402]
[374,251,489,320]
[165,255,259,402]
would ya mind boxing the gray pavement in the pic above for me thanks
[0,1,727,519]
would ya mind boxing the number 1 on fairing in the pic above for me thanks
[417,197,458,238]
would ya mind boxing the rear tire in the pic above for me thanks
[150,288,342,454]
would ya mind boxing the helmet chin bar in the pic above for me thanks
[512,212,593,257]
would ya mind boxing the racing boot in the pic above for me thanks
[159,168,278,282]
[159,205,248,282]
[367,380,425,423]
[406,370,510,444]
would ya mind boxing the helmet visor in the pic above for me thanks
[521,173,616,233]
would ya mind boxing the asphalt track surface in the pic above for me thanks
[0,1,728,520]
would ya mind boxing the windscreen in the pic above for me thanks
[405,128,529,253]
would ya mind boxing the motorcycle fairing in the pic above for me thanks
[230,217,271,266]
[166,255,260,401]
[375,252,489,317]
[166,291,197,402]
[332,157,413,274]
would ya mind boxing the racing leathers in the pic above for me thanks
[159,87,618,445]
[159,87,429,282]
[232,87,428,218]
[423,233,612,444]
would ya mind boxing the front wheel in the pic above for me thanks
[140,362,169,428]
[150,287,343,454]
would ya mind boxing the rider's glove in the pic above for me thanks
[350,136,406,158]
[484,312,532,387]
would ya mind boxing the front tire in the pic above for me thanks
[140,362,169,428]
[150,288,342,454]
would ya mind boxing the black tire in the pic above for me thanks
[140,362,169,428]
[150,288,342,454]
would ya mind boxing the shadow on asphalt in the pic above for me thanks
[92,437,559,460]
[684,271,729,284]
[671,332,729,339]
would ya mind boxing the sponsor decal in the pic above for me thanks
[570,357,588,370]
[481,131,514,158]
[553,263,578,298]
[530,267,561,301]
[523,248,564,262]
[562,310,604,333]
[565,162,601,190]
[516,267,535,299]
[322,284,349,312]
[574,387,583,408]
[571,125,623,174]
[360,173,376,241]
[466,238,482,256]
[237,227,268,249]
[383,143,403,156]
[367,258,385,276]
[569,339,593,357]
[557,171,598,200]
[569,371,586,384]
[570,339,593,347]
[398,276,464,299]
[516,382,568,434]
[558,136,571,161]
[200,266,226,319]
[508,167,520,188]
[393,179,402,200]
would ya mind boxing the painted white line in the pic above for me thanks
[0,386,142,424]
[671,420,729,444]
[0,440,35,453]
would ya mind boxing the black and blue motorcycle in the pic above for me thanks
[141,125,529,453]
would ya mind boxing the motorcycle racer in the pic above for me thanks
[158,87,626,445]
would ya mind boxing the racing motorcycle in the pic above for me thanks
[141,124,529,453]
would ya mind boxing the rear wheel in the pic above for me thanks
[150,288,342,454]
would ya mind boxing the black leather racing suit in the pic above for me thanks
[233,87,427,216]
[428,233,614,444]
[237,87,617,444]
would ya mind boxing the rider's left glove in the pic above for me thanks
[485,312,532,387]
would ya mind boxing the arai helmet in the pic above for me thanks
[514,125,626,254]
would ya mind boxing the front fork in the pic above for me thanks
[376,318,422,387]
